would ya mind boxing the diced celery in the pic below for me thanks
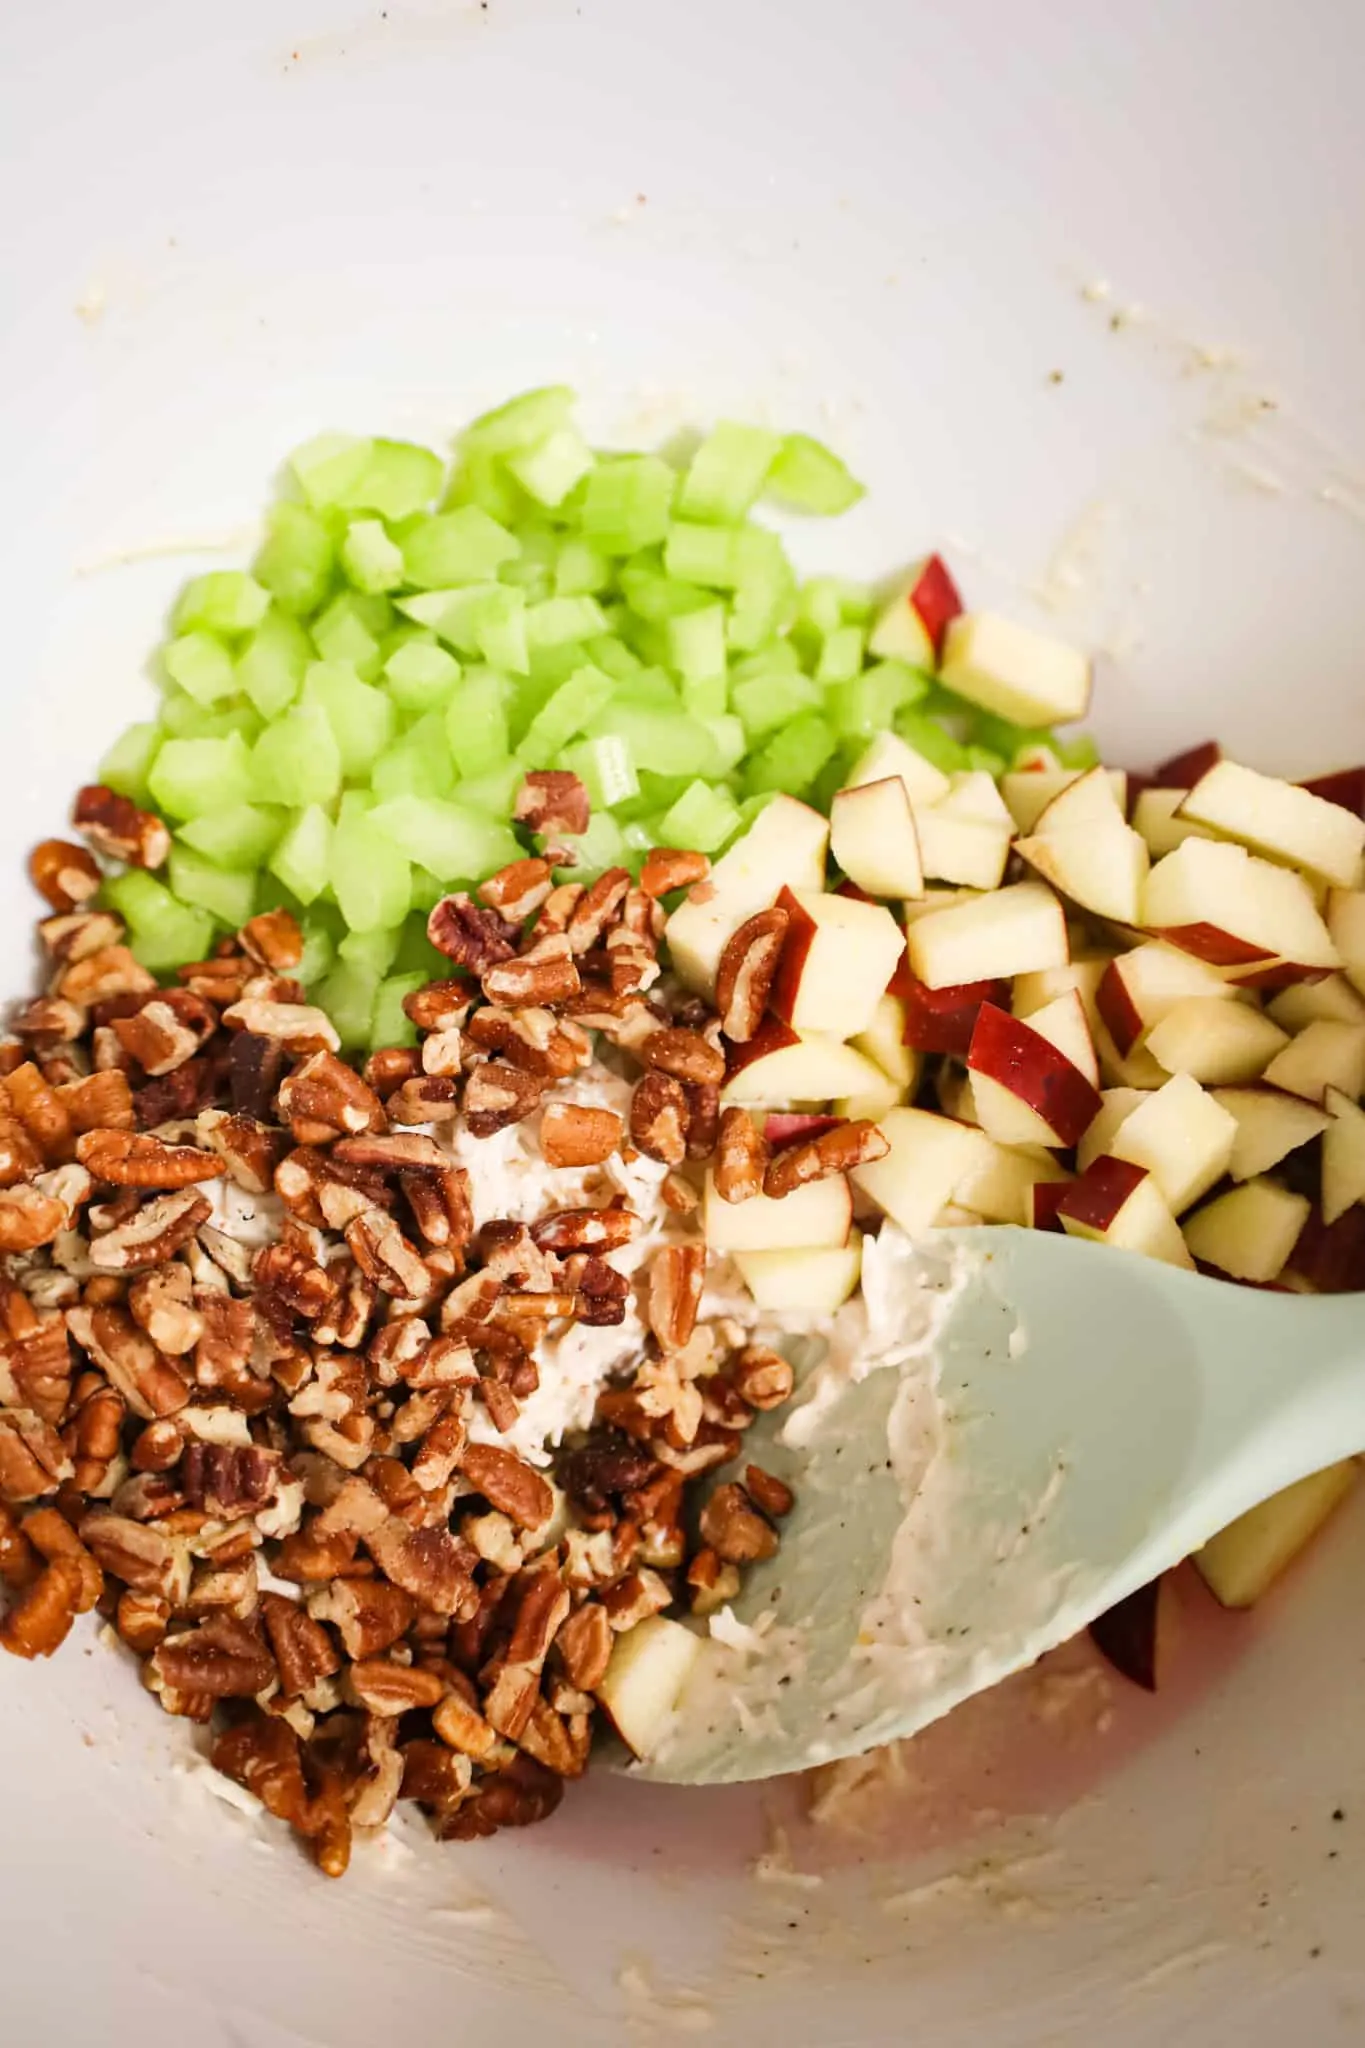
[330,813,412,933]
[251,704,343,808]
[542,810,630,883]
[587,633,642,681]
[562,733,639,812]
[457,760,524,817]
[371,971,426,1051]
[341,518,405,594]
[613,665,678,709]
[296,913,338,987]
[525,596,608,650]
[656,779,743,853]
[384,637,461,713]
[407,866,447,912]
[336,440,445,521]
[506,426,594,508]
[105,871,214,973]
[894,707,971,773]
[268,804,335,905]
[702,713,746,774]
[1058,731,1100,770]
[764,432,865,515]
[731,669,824,740]
[370,712,457,801]
[444,670,511,777]
[815,624,865,687]
[163,630,237,707]
[497,521,558,599]
[585,700,722,777]
[149,733,254,820]
[731,639,803,683]
[580,457,676,556]
[965,710,1051,762]
[99,722,160,804]
[966,745,1008,776]
[472,586,529,674]
[173,571,270,637]
[826,661,923,741]
[337,788,377,827]
[622,817,661,854]
[368,796,522,881]
[441,448,527,526]
[516,663,616,764]
[402,507,519,589]
[158,688,212,738]
[555,537,612,597]
[312,589,394,680]
[340,925,402,977]
[726,529,796,652]
[253,502,336,616]
[461,386,577,457]
[742,712,838,797]
[168,846,257,928]
[663,522,740,589]
[302,662,396,777]
[678,422,781,524]
[236,606,312,717]
[317,961,381,1052]
[178,804,285,870]
[666,603,727,691]
[619,552,712,623]
[795,576,874,641]
[289,432,374,509]
[392,912,448,980]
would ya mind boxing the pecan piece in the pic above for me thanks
[716,906,789,1042]
[481,938,581,1007]
[744,1463,795,1519]
[530,1206,640,1253]
[459,1443,554,1530]
[730,1344,795,1411]
[629,1071,688,1166]
[29,839,102,913]
[11,996,88,1048]
[56,1069,136,1135]
[640,846,710,898]
[259,1591,341,1697]
[762,1118,888,1197]
[478,856,554,922]
[0,1411,71,1500]
[212,1715,312,1830]
[365,1519,476,1617]
[308,1578,414,1660]
[463,1062,545,1138]
[72,785,170,868]
[698,1481,780,1564]
[7,1062,75,1163]
[87,1189,212,1271]
[38,908,125,963]
[347,1658,445,1715]
[277,1050,387,1140]
[0,1116,42,1187]
[0,1185,67,1252]
[436,1754,564,1840]
[58,945,157,1007]
[401,1165,472,1250]
[431,1688,501,1763]
[66,1305,189,1420]
[228,1030,289,1121]
[239,908,304,971]
[151,1616,276,1699]
[111,993,215,1076]
[566,868,631,954]
[75,1129,223,1189]
[401,979,471,1034]
[220,1000,340,1055]
[0,1556,84,1659]
[196,1109,285,1194]
[362,1046,422,1099]
[554,1601,613,1692]
[387,1075,459,1126]
[331,1131,448,1173]
[345,1210,431,1299]
[639,1027,726,1087]
[78,1513,187,1600]
[22,1506,104,1611]
[514,770,590,837]
[426,893,519,971]
[647,1244,705,1353]
[464,1005,590,1079]
[116,1589,172,1653]
[538,1101,622,1168]
[714,1105,767,1202]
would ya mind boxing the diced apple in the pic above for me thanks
[1289,1206,1365,1292]
[1013,954,1109,1029]
[1194,1462,1358,1609]
[665,794,830,997]
[721,1026,889,1109]
[833,1072,908,1122]
[1078,1088,1148,1171]
[866,553,963,667]
[1015,769,1149,927]
[1261,1020,1365,1105]
[734,1234,864,1313]
[1178,759,1365,889]
[830,776,924,900]
[914,771,1015,890]
[1300,767,1365,815]
[1096,941,1242,1056]
[934,1062,979,1124]
[967,1002,1101,1148]
[940,613,1091,726]
[1092,1007,1170,1090]
[596,1614,703,1759]
[845,728,951,808]
[1326,888,1365,998]
[1105,1073,1237,1215]
[1023,988,1099,1085]
[762,1112,845,1150]
[1001,767,1128,835]
[897,965,1008,1054]
[901,885,982,925]
[1321,1086,1365,1226]
[954,1137,1071,1226]
[702,1170,853,1252]
[1267,974,1365,1032]
[1027,1178,1073,1231]
[1210,1086,1331,1183]
[1132,786,1210,859]
[1143,998,1288,1087]
[906,881,1069,991]
[1141,837,1339,978]
[1182,1177,1310,1282]
[850,992,921,1089]
[1152,740,1221,787]
[848,1106,996,1237]
[769,888,907,1041]
[1057,1157,1195,1268]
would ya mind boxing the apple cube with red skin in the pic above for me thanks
[897,964,1010,1055]
[914,772,1015,891]
[940,613,1091,727]
[769,888,906,1041]
[664,793,830,998]
[702,1169,853,1253]
[734,1235,864,1313]
[1261,1019,1365,1105]
[1001,767,1128,835]
[851,991,921,1089]
[721,1021,889,1108]
[1289,1206,1365,1292]
[1057,1157,1194,1268]
[1320,1086,1365,1226]
[1141,837,1339,979]
[1151,740,1221,788]
[1266,974,1365,1033]
[1016,768,1149,927]
[1104,1073,1237,1215]
[1132,786,1209,860]
[845,728,950,808]
[1014,955,1109,1031]
[867,553,963,669]
[1144,997,1288,1087]
[1194,1461,1357,1609]
[1078,1087,1148,1171]
[1182,1177,1310,1283]
[954,1137,1071,1226]
[1097,941,1242,1056]
[967,1001,1101,1148]
[1027,1179,1073,1231]
[762,1112,846,1152]
[830,777,924,899]
[849,1106,997,1237]
[1210,1086,1331,1183]
[1178,759,1365,890]
[1300,767,1365,817]
[906,881,1069,991]
[595,1615,702,1759]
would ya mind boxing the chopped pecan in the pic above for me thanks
[763,1118,887,1197]
[629,1071,689,1166]
[554,1601,613,1692]
[464,1005,590,1079]
[228,1030,289,1121]
[277,1051,386,1142]
[640,847,710,899]
[558,1435,659,1518]
[71,785,169,868]
[38,909,125,965]
[687,1547,741,1615]
[566,868,631,955]
[0,1556,84,1659]
[714,1106,767,1202]
[432,1687,502,1765]
[0,1115,42,1187]
[195,1109,285,1195]
[716,906,789,1042]
[401,980,471,1034]
[88,1188,212,1272]
[478,856,554,922]
[56,1069,136,1136]
[0,1186,69,1253]
[744,1463,795,1519]
[463,1062,545,1138]
[365,1519,476,1617]
[481,938,581,1007]
[436,1754,564,1840]
[387,1074,460,1126]
[29,838,103,913]
[19,1506,103,1611]
[684,1080,720,1159]
[362,1046,422,1100]
[152,1615,276,1699]
[533,881,585,936]
[75,1128,223,1190]
[254,1222,337,1322]
[239,908,304,971]
[514,770,590,837]
[214,1714,314,1830]
[130,1418,185,1472]
[11,996,88,1048]
[78,1513,188,1600]
[258,1591,341,1697]
[485,1564,572,1739]
[220,1000,340,1055]
[308,1577,414,1660]
[68,1381,125,1492]
[273,1524,365,1585]
[730,1344,795,1411]
[0,1410,70,1502]
[538,1101,622,1168]
[331,1131,448,1173]
[57,945,157,1008]
[133,1056,220,1129]
[347,1658,445,1715]
[115,1588,172,1652]
[401,1165,472,1251]
[111,993,215,1076]
[194,1291,257,1387]
[66,1304,189,1420]
[311,1262,377,1351]
[6,1062,75,1164]
[699,1481,780,1564]
[517,1696,588,1779]
[531,1206,640,1254]
[647,1244,705,1353]
[419,1029,464,1079]
[181,1441,279,1518]
[0,1502,40,1591]
[402,1736,474,1810]
[427,894,519,971]
[345,1210,430,1299]
[459,1443,554,1531]
[599,1566,673,1632]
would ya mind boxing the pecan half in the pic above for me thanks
[463,1063,544,1138]
[478,856,554,922]
[239,908,304,971]
[744,1463,795,1519]
[566,868,631,955]
[87,1189,212,1271]
[714,1106,767,1203]
[514,770,590,837]
[348,1658,445,1715]
[332,1132,448,1173]
[0,1556,84,1659]
[715,906,789,1042]
[426,894,519,971]
[640,847,710,899]
[762,1118,888,1197]
[482,939,581,1007]
[72,785,170,869]
[220,1000,340,1055]
[730,1344,795,1411]
[639,1027,726,1087]
[646,1244,705,1353]
[76,1129,223,1189]
[459,1443,554,1530]
[538,1102,622,1169]
[277,1051,386,1140]
[150,1616,276,1699]
[29,839,103,913]
[365,1519,476,1616]
[629,1071,689,1166]
[66,1304,189,1420]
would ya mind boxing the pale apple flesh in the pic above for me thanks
[1194,1464,1358,1609]
[768,886,907,1040]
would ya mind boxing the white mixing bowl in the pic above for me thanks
[3,2,1364,2039]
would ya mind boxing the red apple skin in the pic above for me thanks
[724,1013,800,1078]
[1028,1181,1070,1232]
[835,878,875,904]
[1150,921,1275,969]
[763,1112,847,1151]
[967,1004,1102,1148]
[900,966,1011,1055]
[1090,1578,1161,1691]
[1151,741,1221,788]
[1227,960,1333,992]
[1057,1155,1150,1232]
[1299,767,1365,817]
[910,553,964,655]
[1123,769,1154,819]
[1287,1205,1365,1292]
[1096,960,1145,1056]
[768,887,814,1026]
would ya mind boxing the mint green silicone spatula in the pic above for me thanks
[630,1227,1363,1785]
